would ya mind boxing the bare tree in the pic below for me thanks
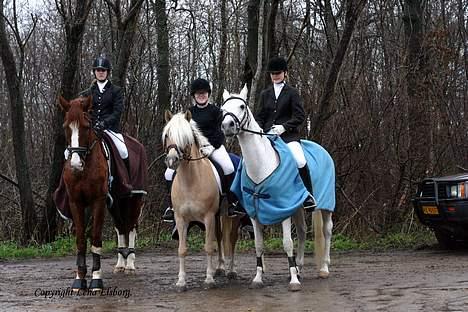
[43,0,94,243]
[0,0,37,244]
[311,0,368,139]
[105,0,145,88]
[402,0,432,183]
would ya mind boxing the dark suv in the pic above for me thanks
[412,172,468,248]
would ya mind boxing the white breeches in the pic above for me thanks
[287,141,306,169]
[105,130,128,159]
[209,145,234,175]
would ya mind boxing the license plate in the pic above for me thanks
[422,206,439,215]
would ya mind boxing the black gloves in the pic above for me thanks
[94,120,106,133]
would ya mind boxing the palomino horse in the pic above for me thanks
[220,86,335,291]
[58,96,144,291]
[162,110,235,290]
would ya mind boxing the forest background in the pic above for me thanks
[0,0,466,245]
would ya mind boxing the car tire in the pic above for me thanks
[434,229,458,250]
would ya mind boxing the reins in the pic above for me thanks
[222,97,276,137]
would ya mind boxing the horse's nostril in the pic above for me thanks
[229,121,234,127]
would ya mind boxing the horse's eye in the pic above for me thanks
[240,104,245,110]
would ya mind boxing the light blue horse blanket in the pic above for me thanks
[231,136,335,225]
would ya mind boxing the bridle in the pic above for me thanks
[221,97,275,136]
[164,140,208,162]
[66,114,99,164]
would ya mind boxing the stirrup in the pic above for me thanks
[162,207,174,223]
[227,203,245,218]
[303,195,316,210]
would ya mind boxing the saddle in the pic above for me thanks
[53,133,148,220]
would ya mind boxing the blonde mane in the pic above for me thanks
[162,112,211,150]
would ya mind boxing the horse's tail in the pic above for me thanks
[313,210,325,268]
[220,216,233,257]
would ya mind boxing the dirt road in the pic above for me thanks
[1,247,468,311]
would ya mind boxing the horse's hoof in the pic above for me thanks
[89,279,104,292]
[288,283,302,292]
[125,268,136,275]
[113,266,125,274]
[71,279,87,292]
[176,284,187,292]
[249,281,264,289]
[319,271,329,279]
[214,268,226,277]
[227,271,238,280]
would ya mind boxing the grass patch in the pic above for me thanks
[0,229,437,260]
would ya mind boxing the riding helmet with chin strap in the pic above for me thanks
[190,78,211,96]
[267,56,288,72]
[92,56,112,71]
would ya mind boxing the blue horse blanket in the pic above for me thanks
[231,136,335,225]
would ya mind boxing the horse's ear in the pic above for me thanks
[185,110,192,121]
[222,89,230,102]
[58,96,70,112]
[164,110,173,123]
[240,84,248,100]
[82,95,92,112]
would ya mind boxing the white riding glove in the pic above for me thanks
[268,124,286,136]
[200,145,215,157]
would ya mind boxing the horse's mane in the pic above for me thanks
[66,98,89,125]
[162,112,211,149]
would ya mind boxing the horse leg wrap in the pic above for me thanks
[118,247,135,259]
[288,256,299,275]
[91,252,101,272]
[77,252,87,276]
[256,256,264,272]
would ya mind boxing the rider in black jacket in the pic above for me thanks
[256,56,316,210]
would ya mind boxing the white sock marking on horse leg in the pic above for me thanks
[92,269,102,279]
[115,228,126,269]
[126,228,137,270]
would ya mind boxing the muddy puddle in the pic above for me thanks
[2,247,468,311]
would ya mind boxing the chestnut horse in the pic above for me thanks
[58,95,144,292]
[162,110,236,291]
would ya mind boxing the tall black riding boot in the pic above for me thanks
[224,172,245,217]
[298,165,316,210]
[162,180,175,222]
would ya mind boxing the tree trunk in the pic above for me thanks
[107,0,145,89]
[242,0,260,88]
[153,0,170,123]
[215,0,228,104]
[311,0,368,139]
[403,0,431,182]
[249,0,265,112]
[43,0,93,243]
[0,0,37,244]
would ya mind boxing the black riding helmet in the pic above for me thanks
[92,56,112,71]
[190,78,211,96]
[267,56,288,72]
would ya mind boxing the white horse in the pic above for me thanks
[220,85,335,291]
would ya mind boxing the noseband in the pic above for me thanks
[222,97,273,136]
[165,141,207,162]
[66,124,98,163]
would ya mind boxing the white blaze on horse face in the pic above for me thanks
[69,122,83,170]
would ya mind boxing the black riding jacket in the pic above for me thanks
[80,81,124,133]
[256,83,305,143]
